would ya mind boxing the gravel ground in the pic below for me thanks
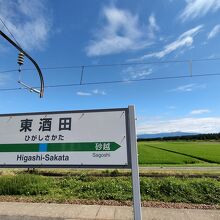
[0,196,219,210]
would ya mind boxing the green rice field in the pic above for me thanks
[138,141,220,165]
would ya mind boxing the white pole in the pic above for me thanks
[128,105,142,220]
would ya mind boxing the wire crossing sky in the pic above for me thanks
[0,0,220,134]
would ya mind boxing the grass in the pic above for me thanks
[2,168,220,180]
[138,142,204,164]
[139,163,220,167]
[0,174,219,205]
[0,174,52,196]
[138,141,220,165]
[0,140,219,206]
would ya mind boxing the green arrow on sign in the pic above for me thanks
[0,142,121,152]
[48,142,120,152]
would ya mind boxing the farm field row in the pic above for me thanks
[138,141,220,165]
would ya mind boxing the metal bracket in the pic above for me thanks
[18,80,40,95]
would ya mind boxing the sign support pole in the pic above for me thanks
[128,105,142,220]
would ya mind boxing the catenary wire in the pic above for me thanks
[0,17,22,48]
[0,57,220,73]
[0,72,220,92]
[0,19,220,93]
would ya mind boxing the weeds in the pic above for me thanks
[0,174,219,204]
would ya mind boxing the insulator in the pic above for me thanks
[17,52,24,66]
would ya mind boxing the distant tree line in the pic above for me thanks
[137,133,220,141]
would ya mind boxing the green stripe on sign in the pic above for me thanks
[0,144,39,152]
[0,142,121,152]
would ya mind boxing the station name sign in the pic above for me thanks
[0,108,131,168]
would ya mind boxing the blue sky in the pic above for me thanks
[1,0,220,134]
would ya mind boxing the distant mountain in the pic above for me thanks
[137,132,199,139]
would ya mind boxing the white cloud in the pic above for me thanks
[180,0,220,22]
[208,24,220,39]
[137,117,220,134]
[135,25,203,60]
[170,83,206,92]
[122,65,152,80]
[190,109,211,115]
[92,89,106,95]
[148,13,159,39]
[77,89,106,96]
[0,0,52,51]
[77,92,92,96]
[86,6,158,56]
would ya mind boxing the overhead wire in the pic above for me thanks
[0,72,220,93]
[0,17,45,97]
[0,17,21,48]
[0,16,23,82]
[0,56,220,73]
[0,56,220,93]
[1,17,220,94]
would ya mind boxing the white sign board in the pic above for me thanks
[0,109,130,167]
[0,106,142,219]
